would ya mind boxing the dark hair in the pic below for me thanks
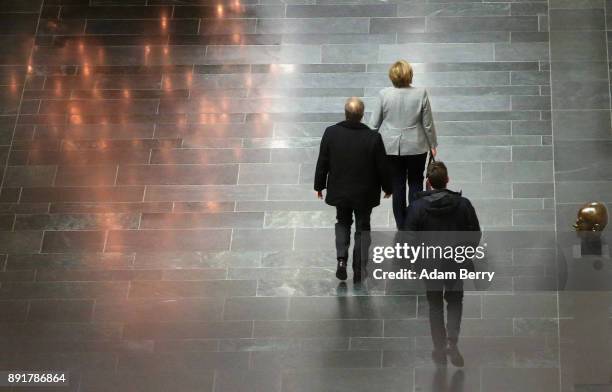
[427,161,448,189]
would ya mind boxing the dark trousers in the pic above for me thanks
[425,279,464,350]
[335,206,372,274]
[388,153,427,229]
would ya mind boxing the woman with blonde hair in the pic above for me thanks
[369,60,438,229]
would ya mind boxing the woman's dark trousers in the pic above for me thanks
[388,153,427,229]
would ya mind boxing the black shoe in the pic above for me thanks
[432,349,447,367]
[446,345,464,367]
[336,258,347,281]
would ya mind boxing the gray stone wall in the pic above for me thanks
[549,0,612,230]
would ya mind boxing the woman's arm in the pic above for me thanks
[368,91,384,131]
[421,89,437,149]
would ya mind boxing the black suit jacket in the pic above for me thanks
[314,121,392,209]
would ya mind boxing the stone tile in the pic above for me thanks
[253,350,382,369]
[0,281,129,300]
[414,367,481,392]
[513,182,554,198]
[282,369,413,392]
[254,320,383,338]
[237,163,299,185]
[264,209,388,228]
[511,32,550,42]
[398,31,510,43]
[19,186,145,203]
[205,45,322,65]
[511,2,549,16]
[512,120,551,135]
[224,297,289,320]
[482,161,554,183]
[495,42,550,61]
[322,44,380,63]
[379,43,494,62]
[215,369,281,392]
[428,16,538,32]
[512,146,553,161]
[556,181,612,204]
[369,18,426,33]
[256,18,370,34]
[150,148,270,165]
[94,298,224,322]
[554,140,612,181]
[79,371,215,392]
[551,110,611,140]
[513,209,555,226]
[3,165,56,187]
[129,280,256,299]
[231,228,294,251]
[481,368,559,392]
[288,296,417,320]
[512,95,551,111]
[15,213,140,230]
[42,231,106,252]
[550,0,605,8]
[123,321,253,340]
[483,294,557,318]
[399,3,509,17]
[237,200,326,211]
[514,318,559,337]
[144,185,266,202]
[27,299,94,322]
[550,31,607,61]
[286,4,396,17]
[550,8,605,31]
[0,300,28,322]
[106,229,232,252]
[116,351,250,371]
[551,80,610,109]
[511,70,550,85]
[140,212,264,229]
[550,61,609,82]
[50,202,173,214]
[438,145,510,162]
[117,165,239,186]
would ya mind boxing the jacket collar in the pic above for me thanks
[337,120,370,130]
[415,188,462,200]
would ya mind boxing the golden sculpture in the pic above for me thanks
[573,202,608,232]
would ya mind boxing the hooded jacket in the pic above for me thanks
[404,189,480,233]
[404,188,482,275]
[404,189,482,255]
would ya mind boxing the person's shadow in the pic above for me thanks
[431,368,465,392]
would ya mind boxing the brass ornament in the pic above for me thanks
[573,202,608,232]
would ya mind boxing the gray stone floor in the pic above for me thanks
[0,0,610,391]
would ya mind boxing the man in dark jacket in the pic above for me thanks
[314,97,392,284]
[404,161,481,367]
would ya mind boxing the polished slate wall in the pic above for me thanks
[0,0,601,391]
[549,0,612,231]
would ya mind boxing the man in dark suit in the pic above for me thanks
[404,161,481,367]
[314,97,392,284]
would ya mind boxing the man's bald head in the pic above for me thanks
[345,97,364,123]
